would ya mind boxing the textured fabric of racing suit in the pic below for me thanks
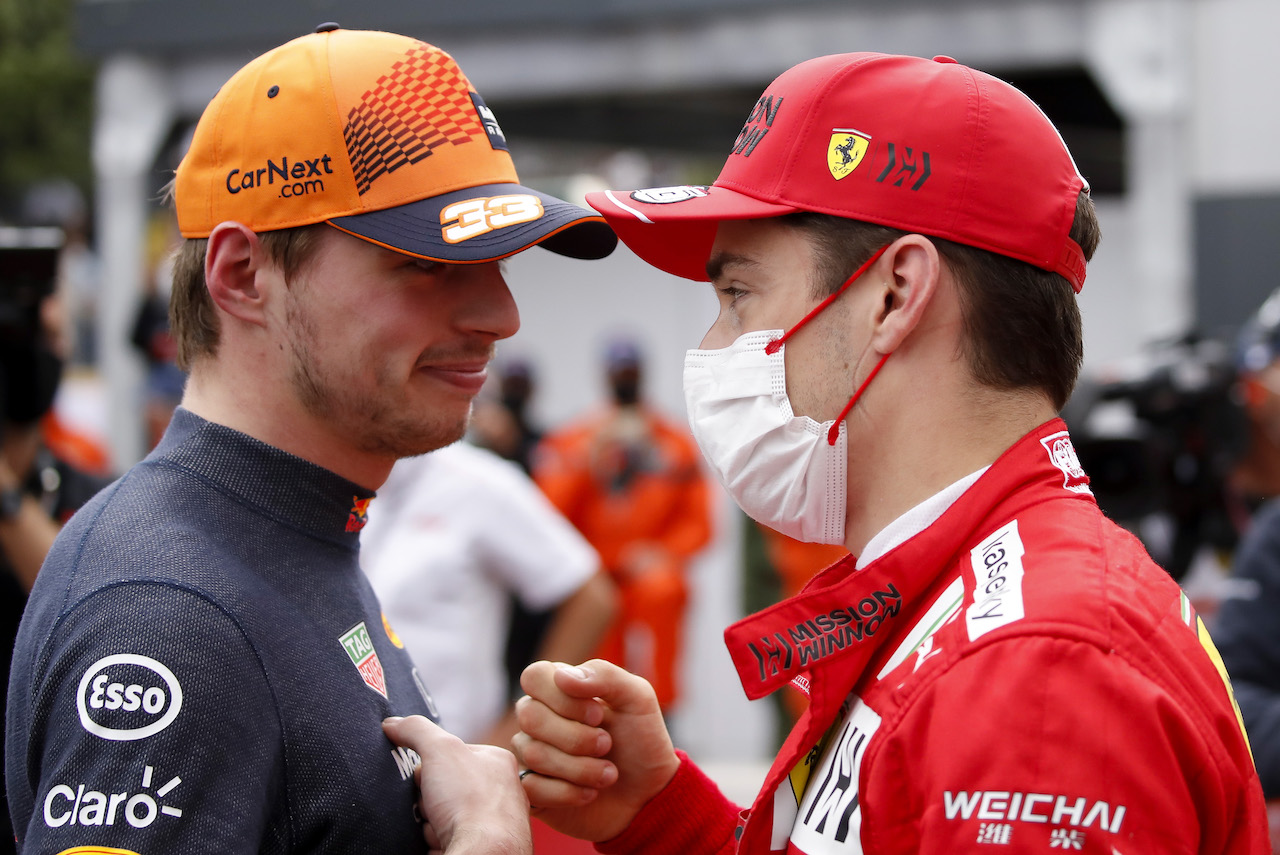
[598,419,1268,855]
[6,408,437,854]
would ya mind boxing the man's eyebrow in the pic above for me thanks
[705,251,761,282]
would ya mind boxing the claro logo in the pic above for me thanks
[44,764,184,830]
[77,654,183,741]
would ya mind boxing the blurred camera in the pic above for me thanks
[1065,333,1248,581]
[0,227,65,429]
[0,227,62,341]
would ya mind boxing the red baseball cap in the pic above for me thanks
[586,53,1088,292]
[176,25,616,263]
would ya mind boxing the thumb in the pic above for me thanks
[553,658,661,716]
[382,714,453,752]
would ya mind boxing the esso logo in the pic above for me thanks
[76,654,183,741]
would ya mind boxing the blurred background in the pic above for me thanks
[4,0,1280,782]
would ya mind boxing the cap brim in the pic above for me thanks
[329,183,617,263]
[585,185,797,281]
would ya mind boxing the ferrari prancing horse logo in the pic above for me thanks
[828,129,871,180]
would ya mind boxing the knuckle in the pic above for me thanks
[521,739,551,768]
[492,748,520,775]
[571,727,604,755]
[569,782,599,806]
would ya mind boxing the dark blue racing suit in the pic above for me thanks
[6,408,437,853]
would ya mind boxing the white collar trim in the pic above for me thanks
[855,466,990,570]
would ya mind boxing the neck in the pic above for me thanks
[180,361,394,491]
[842,378,1056,556]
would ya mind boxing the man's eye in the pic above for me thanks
[410,258,443,275]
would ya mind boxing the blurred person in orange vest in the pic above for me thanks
[534,337,711,712]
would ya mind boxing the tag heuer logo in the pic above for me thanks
[827,129,870,180]
[340,622,388,698]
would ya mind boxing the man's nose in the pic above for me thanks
[462,263,520,341]
[699,315,739,350]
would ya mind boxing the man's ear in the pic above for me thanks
[205,222,271,326]
[869,234,941,354]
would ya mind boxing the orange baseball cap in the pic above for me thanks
[175,24,616,262]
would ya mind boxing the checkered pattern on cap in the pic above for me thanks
[345,44,485,196]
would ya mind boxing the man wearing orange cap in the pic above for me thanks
[6,25,614,855]
[510,53,1268,853]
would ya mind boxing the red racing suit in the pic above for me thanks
[599,419,1267,854]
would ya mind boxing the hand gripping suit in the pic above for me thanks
[599,420,1268,855]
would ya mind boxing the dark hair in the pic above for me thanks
[783,191,1099,412]
[169,225,324,370]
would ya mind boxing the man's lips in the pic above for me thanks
[417,360,490,394]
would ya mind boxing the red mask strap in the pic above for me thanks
[764,244,891,357]
[827,351,889,445]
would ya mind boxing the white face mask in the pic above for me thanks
[684,330,850,544]
[682,244,891,546]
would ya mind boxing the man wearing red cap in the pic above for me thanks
[511,53,1268,853]
[6,25,614,855]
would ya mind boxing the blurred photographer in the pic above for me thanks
[0,227,111,855]
[1217,288,1280,809]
